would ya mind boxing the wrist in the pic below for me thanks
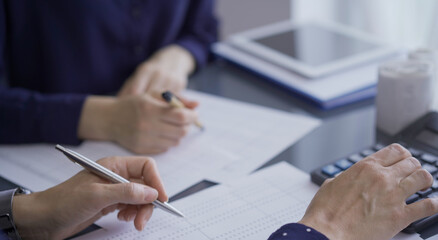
[299,215,344,240]
[77,96,118,141]
[13,192,50,240]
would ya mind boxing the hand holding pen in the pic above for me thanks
[56,145,184,218]
[162,91,204,131]
[13,148,178,240]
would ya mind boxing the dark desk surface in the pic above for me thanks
[1,60,436,239]
[189,60,377,173]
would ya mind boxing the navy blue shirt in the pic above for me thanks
[0,0,217,144]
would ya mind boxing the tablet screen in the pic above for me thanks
[254,24,378,67]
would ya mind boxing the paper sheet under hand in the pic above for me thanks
[0,90,320,196]
[75,162,422,240]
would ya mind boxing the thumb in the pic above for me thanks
[98,183,158,207]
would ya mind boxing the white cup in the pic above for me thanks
[408,48,438,110]
[376,60,434,135]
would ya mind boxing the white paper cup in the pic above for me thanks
[409,48,438,110]
[376,60,434,135]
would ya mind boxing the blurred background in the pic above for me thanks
[217,0,438,49]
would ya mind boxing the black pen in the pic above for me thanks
[162,91,204,131]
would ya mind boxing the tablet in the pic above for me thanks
[228,21,398,78]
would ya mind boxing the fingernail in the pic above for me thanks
[128,213,136,221]
[141,220,147,230]
[144,187,158,201]
[118,213,128,222]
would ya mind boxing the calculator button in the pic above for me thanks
[335,159,353,170]
[432,180,438,191]
[373,143,385,151]
[406,194,420,204]
[321,165,341,177]
[361,149,375,157]
[429,192,438,199]
[348,154,363,163]
[417,188,433,198]
[408,147,422,158]
[423,164,438,175]
[422,153,438,165]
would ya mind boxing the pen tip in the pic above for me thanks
[174,210,185,218]
[161,91,173,102]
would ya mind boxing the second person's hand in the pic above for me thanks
[118,45,195,97]
[77,94,199,154]
[299,144,438,240]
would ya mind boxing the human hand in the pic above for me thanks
[12,156,167,240]
[299,144,438,240]
[77,94,199,154]
[118,45,195,97]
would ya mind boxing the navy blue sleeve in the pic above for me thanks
[0,87,87,145]
[175,0,218,70]
[268,223,329,240]
[0,2,86,145]
[0,0,5,86]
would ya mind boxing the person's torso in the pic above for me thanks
[4,0,191,94]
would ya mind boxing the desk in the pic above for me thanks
[0,60,435,239]
[189,60,377,173]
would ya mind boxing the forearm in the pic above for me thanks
[12,193,51,240]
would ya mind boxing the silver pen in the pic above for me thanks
[55,144,185,218]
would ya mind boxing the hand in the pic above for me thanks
[12,156,167,240]
[118,45,195,97]
[77,94,199,154]
[299,144,438,240]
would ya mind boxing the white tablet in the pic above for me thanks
[228,21,398,78]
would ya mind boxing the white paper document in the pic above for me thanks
[0,90,320,196]
[76,162,318,240]
[75,162,421,240]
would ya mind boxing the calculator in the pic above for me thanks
[311,112,438,233]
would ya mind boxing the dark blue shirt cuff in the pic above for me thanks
[268,223,329,240]
[38,94,87,145]
[0,88,87,145]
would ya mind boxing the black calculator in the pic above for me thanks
[311,112,438,233]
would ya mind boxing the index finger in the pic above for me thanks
[100,157,168,202]
[176,95,199,109]
[162,108,198,126]
[368,143,411,167]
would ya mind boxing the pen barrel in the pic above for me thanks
[56,145,185,218]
